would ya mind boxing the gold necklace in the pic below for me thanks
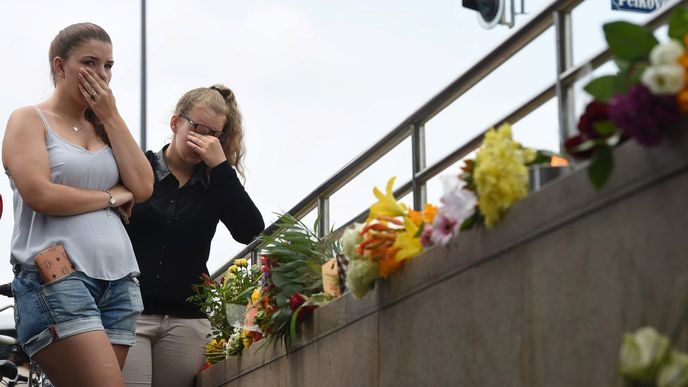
[53,111,82,132]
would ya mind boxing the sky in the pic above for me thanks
[0,0,657,327]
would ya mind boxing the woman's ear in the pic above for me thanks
[170,115,179,134]
[53,57,64,79]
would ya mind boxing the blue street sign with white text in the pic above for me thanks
[612,0,667,13]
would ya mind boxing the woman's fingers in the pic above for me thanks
[78,84,95,104]
[187,132,226,168]
[78,74,97,97]
[80,68,107,94]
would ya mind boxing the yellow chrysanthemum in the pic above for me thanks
[474,123,529,228]
[367,177,408,221]
[393,216,423,262]
[234,258,248,267]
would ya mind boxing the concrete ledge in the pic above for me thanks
[198,133,688,387]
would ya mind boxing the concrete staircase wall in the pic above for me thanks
[197,132,688,387]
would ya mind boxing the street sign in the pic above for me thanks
[611,0,667,13]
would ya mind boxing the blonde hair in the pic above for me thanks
[174,85,246,179]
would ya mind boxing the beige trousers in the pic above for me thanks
[123,314,210,387]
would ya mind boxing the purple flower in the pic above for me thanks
[420,225,434,247]
[609,84,679,146]
[430,214,459,246]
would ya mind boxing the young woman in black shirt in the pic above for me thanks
[122,85,264,387]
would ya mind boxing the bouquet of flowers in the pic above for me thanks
[254,213,338,347]
[422,123,560,250]
[565,6,688,189]
[458,123,558,229]
[342,177,437,298]
[187,258,261,364]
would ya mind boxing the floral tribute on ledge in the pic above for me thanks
[343,123,561,298]
[565,6,688,189]
[188,122,565,368]
[189,213,339,367]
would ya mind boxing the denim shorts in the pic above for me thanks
[11,268,143,358]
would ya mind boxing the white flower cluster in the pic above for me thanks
[641,40,685,95]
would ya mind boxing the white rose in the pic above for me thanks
[641,64,685,95]
[345,259,379,298]
[658,351,688,387]
[618,327,671,384]
[650,40,685,65]
[340,223,364,260]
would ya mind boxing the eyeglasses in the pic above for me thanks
[178,114,224,138]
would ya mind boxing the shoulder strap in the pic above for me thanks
[30,106,53,132]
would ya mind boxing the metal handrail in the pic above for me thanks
[212,0,684,279]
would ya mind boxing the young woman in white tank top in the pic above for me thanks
[2,23,153,387]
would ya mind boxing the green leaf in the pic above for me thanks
[528,150,557,166]
[584,76,619,102]
[603,21,658,62]
[289,306,300,343]
[592,121,619,137]
[460,213,479,232]
[588,146,614,190]
[669,7,688,42]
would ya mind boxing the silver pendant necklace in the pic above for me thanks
[54,111,81,132]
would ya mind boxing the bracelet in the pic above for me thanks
[104,190,116,209]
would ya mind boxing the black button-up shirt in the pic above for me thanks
[125,146,264,318]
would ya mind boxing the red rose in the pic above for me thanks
[578,101,610,138]
[564,134,595,160]
[289,293,306,311]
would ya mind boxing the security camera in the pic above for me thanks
[462,0,525,29]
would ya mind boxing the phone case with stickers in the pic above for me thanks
[35,244,75,284]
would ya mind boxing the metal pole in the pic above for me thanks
[411,123,426,210]
[317,196,330,238]
[140,0,147,151]
[554,9,574,151]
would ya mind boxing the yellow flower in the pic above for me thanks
[241,329,253,348]
[367,177,407,222]
[223,265,237,288]
[251,288,262,304]
[235,258,248,267]
[393,216,423,262]
[206,338,225,352]
[473,123,529,228]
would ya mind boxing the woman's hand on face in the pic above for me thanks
[186,131,227,168]
[78,67,117,120]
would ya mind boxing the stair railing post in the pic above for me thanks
[412,123,427,210]
[554,8,575,151]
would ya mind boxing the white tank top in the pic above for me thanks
[7,107,139,280]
